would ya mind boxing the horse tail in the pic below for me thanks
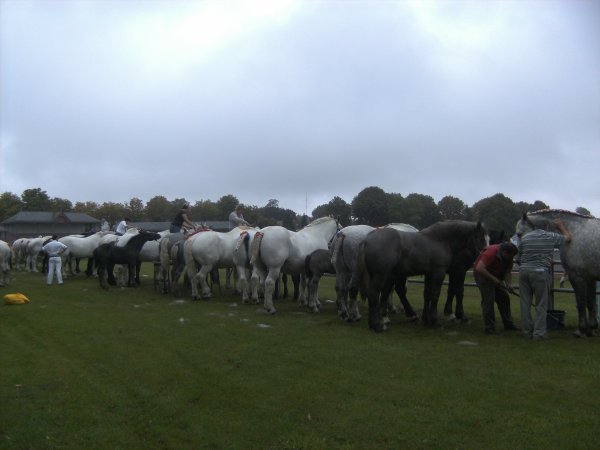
[357,241,369,301]
[183,238,193,268]
[330,232,345,268]
[159,236,170,272]
[249,231,263,267]
[170,242,178,262]
[234,230,249,253]
[304,253,313,280]
[242,232,250,256]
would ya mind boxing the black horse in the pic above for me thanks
[93,231,161,289]
[442,228,509,321]
[358,220,487,332]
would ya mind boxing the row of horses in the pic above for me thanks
[3,209,598,336]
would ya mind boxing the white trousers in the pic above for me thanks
[47,256,64,285]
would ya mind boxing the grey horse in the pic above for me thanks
[516,209,600,336]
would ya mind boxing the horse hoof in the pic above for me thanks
[265,308,276,315]
[370,323,385,333]
[446,313,457,322]
[406,314,419,322]
[572,329,585,338]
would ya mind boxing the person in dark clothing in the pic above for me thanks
[170,205,196,233]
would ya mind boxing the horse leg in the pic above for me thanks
[263,268,280,314]
[379,277,397,331]
[394,278,418,321]
[570,275,591,336]
[198,265,213,299]
[447,271,468,322]
[235,265,247,302]
[443,283,455,317]
[185,260,200,300]
[250,267,262,304]
[367,273,386,332]
[423,273,444,327]
[98,262,108,290]
[281,273,289,299]
[297,273,308,307]
[335,272,351,321]
[125,263,134,286]
[107,262,117,286]
[589,280,599,331]
[85,257,94,277]
[135,261,142,285]
[347,273,363,322]
[307,271,321,313]
[225,267,232,289]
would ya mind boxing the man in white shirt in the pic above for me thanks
[42,236,68,285]
[115,218,131,236]
[228,205,250,230]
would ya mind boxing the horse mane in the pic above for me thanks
[127,231,154,245]
[305,216,334,228]
[529,208,595,219]
[421,220,481,239]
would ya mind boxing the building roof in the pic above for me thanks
[2,211,100,224]
[130,221,230,232]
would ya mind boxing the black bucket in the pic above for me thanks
[547,310,565,330]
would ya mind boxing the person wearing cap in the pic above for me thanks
[170,204,196,233]
[473,241,520,335]
[42,236,68,285]
[228,204,250,230]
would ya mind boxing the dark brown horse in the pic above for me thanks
[358,220,487,332]
[442,228,507,321]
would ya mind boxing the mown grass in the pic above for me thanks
[1,267,598,449]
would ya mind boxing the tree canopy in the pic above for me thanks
[0,186,592,234]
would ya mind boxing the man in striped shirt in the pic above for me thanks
[518,219,572,340]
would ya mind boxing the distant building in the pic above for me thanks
[0,211,100,243]
[129,221,230,233]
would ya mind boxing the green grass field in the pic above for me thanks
[1,267,598,449]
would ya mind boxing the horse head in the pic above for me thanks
[467,220,488,256]
[515,212,537,238]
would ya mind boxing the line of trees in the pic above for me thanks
[0,187,592,236]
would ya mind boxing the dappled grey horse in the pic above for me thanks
[516,209,600,336]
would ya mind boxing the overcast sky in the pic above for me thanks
[1,0,599,216]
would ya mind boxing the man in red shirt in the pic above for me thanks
[473,242,519,334]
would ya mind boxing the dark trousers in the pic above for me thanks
[475,275,515,332]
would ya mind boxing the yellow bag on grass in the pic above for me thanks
[4,293,30,305]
